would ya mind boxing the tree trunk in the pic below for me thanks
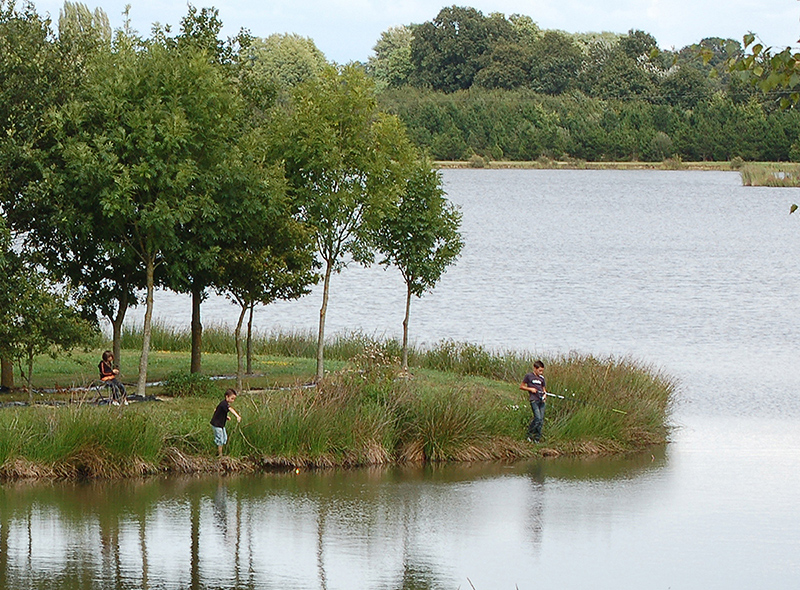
[235,303,248,393]
[25,353,34,404]
[110,289,128,369]
[246,302,254,375]
[316,261,333,382]
[190,284,203,374]
[0,357,13,390]
[402,283,412,372]
[136,256,155,397]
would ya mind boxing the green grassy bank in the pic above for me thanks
[739,163,800,187]
[434,158,739,171]
[0,329,674,480]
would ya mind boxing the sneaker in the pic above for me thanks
[526,437,534,443]
[123,399,129,406]
[111,400,120,406]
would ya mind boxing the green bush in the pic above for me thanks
[163,371,223,398]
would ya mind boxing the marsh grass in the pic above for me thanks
[120,321,402,362]
[1,330,674,479]
[740,163,800,187]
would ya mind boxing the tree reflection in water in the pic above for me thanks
[0,452,665,589]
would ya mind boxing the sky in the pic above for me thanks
[28,0,800,64]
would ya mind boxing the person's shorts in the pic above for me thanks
[212,426,227,446]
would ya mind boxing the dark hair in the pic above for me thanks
[102,350,113,362]
[533,360,545,369]
[224,388,238,398]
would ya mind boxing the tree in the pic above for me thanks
[164,5,255,374]
[271,64,416,380]
[0,213,12,390]
[0,1,69,388]
[724,33,800,108]
[216,219,317,391]
[409,6,516,92]
[0,250,97,401]
[474,41,532,89]
[368,26,413,89]
[659,64,713,109]
[374,162,463,371]
[528,30,583,95]
[244,33,327,91]
[46,26,253,396]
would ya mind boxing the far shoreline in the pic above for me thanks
[435,159,738,171]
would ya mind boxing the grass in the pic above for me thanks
[739,163,800,187]
[435,159,739,171]
[0,330,675,480]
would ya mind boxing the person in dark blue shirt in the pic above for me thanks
[210,389,242,457]
[520,360,547,443]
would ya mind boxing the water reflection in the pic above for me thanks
[0,451,666,590]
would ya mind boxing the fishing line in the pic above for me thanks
[545,389,627,415]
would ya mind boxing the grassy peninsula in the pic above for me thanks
[0,327,674,480]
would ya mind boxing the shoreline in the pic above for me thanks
[0,344,674,482]
[434,159,738,171]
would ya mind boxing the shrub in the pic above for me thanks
[163,371,223,398]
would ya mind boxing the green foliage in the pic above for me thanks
[725,33,800,108]
[163,371,223,398]
[368,25,414,89]
[409,6,517,93]
[375,162,463,297]
[269,63,418,379]
[740,163,800,187]
[243,33,327,93]
[0,253,99,397]
[378,86,800,162]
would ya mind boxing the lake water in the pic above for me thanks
[3,170,800,589]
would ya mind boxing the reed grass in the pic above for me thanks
[1,330,675,479]
[740,163,800,187]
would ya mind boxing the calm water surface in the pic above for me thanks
[3,170,800,589]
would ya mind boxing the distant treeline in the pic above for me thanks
[366,6,799,162]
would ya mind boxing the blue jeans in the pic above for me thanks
[528,400,545,441]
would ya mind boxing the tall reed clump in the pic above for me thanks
[420,341,674,451]
[226,342,526,466]
[0,406,167,478]
[740,163,800,187]
[229,343,403,467]
[121,322,405,362]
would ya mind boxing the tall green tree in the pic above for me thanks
[528,30,583,95]
[374,162,463,371]
[271,64,416,380]
[0,0,59,225]
[47,26,253,395]
[216,216,317,391]
[162,5,255,374]
[0,249,97,401]
[409,6,516,92]
[368,25,414,89]
[0,213,12,389]
[244,33,327,92]
[15,3,143,366]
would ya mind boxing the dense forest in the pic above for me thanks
[364,5,800,162]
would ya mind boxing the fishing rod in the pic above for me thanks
[545,389,627,415]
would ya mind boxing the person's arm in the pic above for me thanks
[229,407,242,423]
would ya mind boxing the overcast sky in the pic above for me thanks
[30,0,800,64]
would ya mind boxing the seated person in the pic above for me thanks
[99,350,128,405]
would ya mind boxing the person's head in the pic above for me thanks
[532,360,544,375]
[102,350,113,362]
[224,388,237,402]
